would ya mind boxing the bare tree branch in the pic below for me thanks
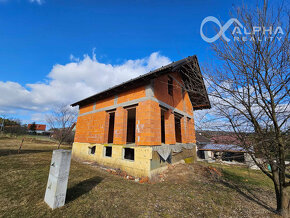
[46,104,77,149]
[181,1,289,216]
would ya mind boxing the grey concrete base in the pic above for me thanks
[44,149,72,209]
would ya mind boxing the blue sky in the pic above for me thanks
[0,0,279,125]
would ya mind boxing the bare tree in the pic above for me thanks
[46,105,77,149]
[181,1,290,216]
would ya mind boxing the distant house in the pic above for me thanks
[198,144,247,162]
[211,135,242,145]
[196,132,211,146]
[196,131,248,163]
[27,124,46,134]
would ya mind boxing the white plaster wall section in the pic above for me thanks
[114,95,118,105]
[136,120,140,133]
[136,120,144,143]
[114,129,121,137]
[136,120,140,143]
[145,80,154,97]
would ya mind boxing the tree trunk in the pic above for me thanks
[57,142,61,149]
[275,187,290,217]
[273,171,290,217]
[281,190,290,217]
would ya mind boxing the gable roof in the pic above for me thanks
[196,133,212,144]
[71,55,211,110]
[27,124,46,131]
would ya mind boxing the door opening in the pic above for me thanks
[175,116,182,143]
[108,112,115,143]
[161,110,165,144]
[126,108,136,143]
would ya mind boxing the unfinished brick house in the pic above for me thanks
[71,56,210,178]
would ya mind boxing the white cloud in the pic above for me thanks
[0,52,171,114]
[30,112,46,122]
[29,0,44,5]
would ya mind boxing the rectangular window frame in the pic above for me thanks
[123,147,135,161]
[107,112,115,144]
[174,114,183,143]
[126,107,136,144]
[88,145,96,155]
[168,76,173,96]
[104,146,112,158]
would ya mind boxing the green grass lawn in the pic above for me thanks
[0,136,280,217]
[205,162,273,188]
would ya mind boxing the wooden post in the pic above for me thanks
[18,138,25,154]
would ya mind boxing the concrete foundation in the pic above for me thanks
[44,149,72,209]
[72,142,196,178]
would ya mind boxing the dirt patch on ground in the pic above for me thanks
[151,162,223,184]
[79,160,222,185]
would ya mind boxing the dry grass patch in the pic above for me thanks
[0,137,281,217]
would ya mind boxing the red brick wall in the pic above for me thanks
[117,86,146,104]
[154,72,184,112]
[79,96,115,115]
[180,117,187,143]
[113,107,128,145]
[187,117,196,143]
[79,103,94,114]
[95,96,115,110]
[74,111,109,143]
[154,72,194,116]
[164,109,176,144]
[75,71,197,145]
[184,92,193,116]
[136,100,161,146]
[154,71,196,144]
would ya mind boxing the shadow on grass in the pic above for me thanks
[220,171,276,213]
[0,149,52,157]
[66,176,103,203]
